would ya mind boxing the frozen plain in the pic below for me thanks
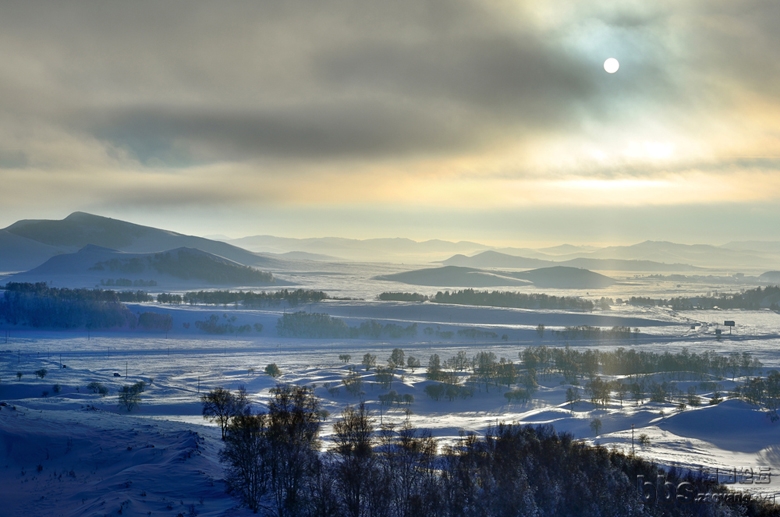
[2,265,780,515]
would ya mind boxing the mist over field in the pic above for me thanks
[1,213,780,515]
[3,1,780,515]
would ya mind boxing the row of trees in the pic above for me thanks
[627,285,780,310]
[220,386,775,516]
[332,346,766,410]
[276,312,417,340]
[551,325,635,341]
[194,314,257,335]
[732,371,780,420]
[99,278,158,287]
[158,289,329,307]
[379,289,595,311]
[0,282,136,329]
[519,346,763,382]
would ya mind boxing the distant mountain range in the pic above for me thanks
[375,265,616,289]
[225,235,490,263]
[224,234,780,271]
[1,212,779,284]
[441,250,701,272]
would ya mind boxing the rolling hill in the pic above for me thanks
[508,266,616,289]
[375,266,531,288]
[6,245,283,288]
[375,265,615,289]
[0,212,280,273]
[441,250,699,272]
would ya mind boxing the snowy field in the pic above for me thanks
[3,275,780,514]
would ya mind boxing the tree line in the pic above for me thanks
[408,346,767,410]
[519,346,763,382]
[0,282,173,332]
[216,384,777,516]
[626,285,780,310]
[0,282,136,329]
[380,289,594,311]
[276,312,417,340]
[157,289,329,307]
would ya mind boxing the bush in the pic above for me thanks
[138,312,173,332]
[52,383,61,394]
[35,368,47,379]
[265,364,281,378]
[87,381,109,396]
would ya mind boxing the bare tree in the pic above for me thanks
[118,382,144,412]
[202,387,237,440]
[220,413,269,513]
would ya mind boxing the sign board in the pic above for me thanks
[724,321,735,327]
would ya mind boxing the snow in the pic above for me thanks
[3,274,780,513]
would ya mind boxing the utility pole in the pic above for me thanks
[631,424,635,456]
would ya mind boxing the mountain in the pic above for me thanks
[508,266,616,289]
[441,250,699,272]
[0,230,65,273]
[759,271,780,283]
[227,235,490,262]
[0,212,279,272]
[375,266,532,288]
[536,244,598,255]
[722,241,780,254]
[375,265,615,289]
[580,241,773,269]
[7,245,283,288]
[442,251,552,269]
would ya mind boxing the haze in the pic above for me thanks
[1,1,779,245]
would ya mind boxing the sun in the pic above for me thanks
[604,58,620,74]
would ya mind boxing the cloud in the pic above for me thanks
[1,0,780,239]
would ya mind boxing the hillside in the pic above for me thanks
[1,212,278,272]
[508,266,616,289]
[375,265,615,289]
[441,250,699,272]
[228,235,490,262]
[7,245,281,288]
[375,266,531,288]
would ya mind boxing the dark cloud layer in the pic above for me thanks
[2,0,780,241]
[0,0,652,164]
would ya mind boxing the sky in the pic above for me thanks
[1,0,779,246]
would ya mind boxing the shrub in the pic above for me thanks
[265,363,281,378]
[87,381,109,396]
[35,368,47,379]
[53,383,62,394]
